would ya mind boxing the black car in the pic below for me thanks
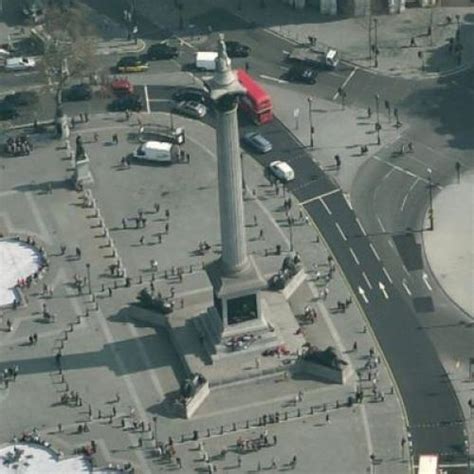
[225,41,250,58]
[286,64,317,84]
[64,84,92,101]
[3,91,38,107]
[0,103,19,120]
[147,42,179,60]
[109,94,143,112]
[172,87,209,105]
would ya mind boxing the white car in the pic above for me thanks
[5,57,36,71]
[0,48,11,58]
[268,160,295,183]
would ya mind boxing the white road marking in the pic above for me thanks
[369,243,380,261]
[300,188,340,206]
[378,281,389,299]
[332,67,358,100]
[402,263,410,275]
[422,272,433,291]
[402,279,412,296]
[320,199,332,215]
[176,36,196,50]
[382,267,393,284]
[335,222,347,241]
[356,217,367,236]
[148,98,173,103]
[408,178,420,192]
[343,193,353,210]
[362,272,373,290]
[376,215,386,233]
[400,192,409,212]
[358,286,369,303]
[144,84,150,114]
[382,168,394,181]
[259,74,289,84]
[349,247,360,265]
[388,240,395,249]
[279,65,289,71]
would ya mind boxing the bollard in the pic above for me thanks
[246,420,250,429]
[322,403,327,412]
[297,408,301,417]
[95,301,99,310]
[164,270,167,280]
[207,428,211,438]
[284,412,288,421]
[220,425,224,435]
[189,265,193,273]
[139,275,143,284]
[101,283,105,292]
[181,434,185,443]
[99,219,104,228]
[233,422,236,431]
[111,249,116,258]
[152,273,155,281]
[310,406,314,415]
[85,308,89,317]
[64,331,68,341]
[114,281,118,289]
[76,315,81,324]
[91,293,95,303]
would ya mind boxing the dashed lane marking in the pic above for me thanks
[369,243,380,261]
[335,222,347,241]
[382,267,393,284]
[332,67,358,100]
[362,272,373,290]
[259,74,289,84]
[320,199,332,215]
[343,193,353,210]
[376,215,386,233]
[144,84,150,114]
[402,279,412,296]
[349,247,360,265]
[400,192,409,212]
[422,272,433,291]
[300,188,340,206]
[356,217,367,236]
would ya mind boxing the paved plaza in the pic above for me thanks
[0,108,410,473]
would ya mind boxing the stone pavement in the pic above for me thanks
[0,109,409,473]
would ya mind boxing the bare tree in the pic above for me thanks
[40,4,98,114]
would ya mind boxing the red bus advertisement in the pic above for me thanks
[237,69,273,125]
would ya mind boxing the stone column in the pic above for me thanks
[215,95,249,275]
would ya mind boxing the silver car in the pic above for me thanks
[174,100,207,119]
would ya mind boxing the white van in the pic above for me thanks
[195,51,218,71]
[133,141,176,163]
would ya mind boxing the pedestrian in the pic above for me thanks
[108,287,113,297]
[60,244,67,255]
[165,209,170,219]
[33,333,38,343]
[84,112,89,122]
[79,113,84,123]
[75,247,81,259]
[410,37,416,47]
[237,455,242,467]
[334,154,341,169]
[94,132,99,142]
[291,455,297,468]
[176,457,182,468]
[6,319,11,332]
[253,215,258,227]
[259,229,264,240]
[71,116,75,128]
[165,223,169,234]
[325,413,330,423]
[186,152,190,163]
[139,235,144,245]
[113,133,119,145]
[122,218,127,229]
[367,106,372,118]
[112,406,116,416]
[353,341,358,351]
[154,202,160,213]
[273,434,277,445]
[271,457,277,469]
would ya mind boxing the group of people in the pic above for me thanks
[4,135,33,156]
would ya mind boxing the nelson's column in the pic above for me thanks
[205,35,268,338]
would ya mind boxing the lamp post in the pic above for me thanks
[153,416,158,447]
[307,97,314,148]
[427,168,434,231]
[374,94,380,126]
[86,263,91,295]
[289,216,294,252]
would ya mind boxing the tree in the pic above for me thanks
[40,4,98,115]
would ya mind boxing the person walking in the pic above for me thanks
[139,235,144,245]
[334,154,341,169]
[112,133,119,145]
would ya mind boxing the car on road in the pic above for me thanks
[241,131,272,154]
[109,94,143,112]
[63,84,92,101]
[147,42,179,60]
[225,41,250,58]
[286,64,317,84]
[116,56,149,73]
[111,78,134,96]
[174,100,207,119]
[4,57,36,71]
[172,87,209,105]
[0,102,19,121]
[3,91,39,106]
[267,160,295,183]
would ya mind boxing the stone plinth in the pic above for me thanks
[73,153,94,186]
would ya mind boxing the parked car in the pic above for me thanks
[242,131,272,154]
[109,94,143,112]
[172,87,209,105]
[267,160,295,183]
[0,103,19,121]
[111,78,134,96]
[4,91,38,106]
[63,84,92,101]
[5,57,36,71]
[286,64,317,84]
[225,41,250,58]
[116,56,149,73]
[0,48,10,57]
[174,100,207,119]
[147,42,179,60]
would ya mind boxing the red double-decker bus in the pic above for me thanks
[237,69,273,125]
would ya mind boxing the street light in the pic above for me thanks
[307,97,314,148]
[153,416,158,447]
[427,168,434,231]
[86,263,91,295]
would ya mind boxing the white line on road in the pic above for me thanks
[343,193,353,210]
[259,74,289,84]
[382,267,393,284]
[148,98,173,103]
[369,243,380,261]
[381,168,395,181]
[378,281,389,299]
[388,240,395,249]
[320,199,332,215]
[358,286,369,303]
[408,177,420,192]
[402,279,412,296]
[335,222,347,241]
[349,247,360,265]
[356,217,367,236]
[300,188,340,206]
[362,272,373,290]
[332,67,358,100]
[422,272,433,291]
[400,192,409,212]
[144,84,150,114]
[402,263,410,275]
[376,215,386,233]
[176,36,196,50]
